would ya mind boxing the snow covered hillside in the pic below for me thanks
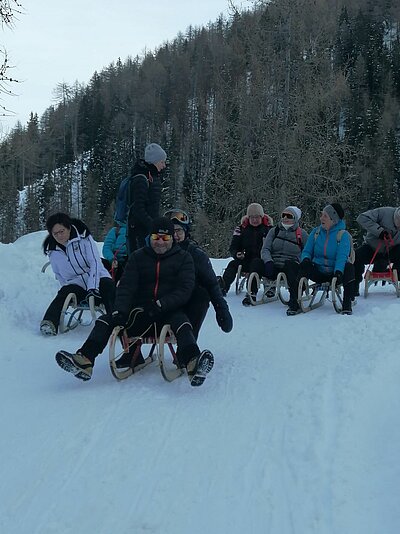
[1,232,399,534]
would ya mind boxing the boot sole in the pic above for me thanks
[55,351,92,381]
[189,351,214,387]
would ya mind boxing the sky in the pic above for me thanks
[1,230,400,533]
[0,0,247,135]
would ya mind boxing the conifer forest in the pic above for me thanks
[1,0,400,255]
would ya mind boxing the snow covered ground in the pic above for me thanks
[1,231,400,534]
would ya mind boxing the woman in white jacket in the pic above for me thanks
[40,213,115,336]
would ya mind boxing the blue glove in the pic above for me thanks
[264,261,274,279]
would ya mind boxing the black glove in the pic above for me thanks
[298,258,312,277]
[144,301,162,318]
[379,230,390,240]
[215,303,233,333]
[334,270,343,285]
[110,310,127,328]
[86,288,102,304]
[264,261,274,279]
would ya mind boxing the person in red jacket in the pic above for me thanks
[218,203,273,305]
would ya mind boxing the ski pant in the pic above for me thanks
[354,243,400,287]
[223,257,265,295]
[267,260,300,306]
[42,277,116,332]
[298,262,355,306]
[79,309,200,367]
[184,286,210,340]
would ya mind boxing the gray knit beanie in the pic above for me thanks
[144,143,167,165]
[323,203,344,225]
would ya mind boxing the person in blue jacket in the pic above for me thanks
[102,223,128,283]
[290,202,355,316]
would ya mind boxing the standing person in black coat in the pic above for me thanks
[55,218,214,387]
[164,208,233,339]
[123,143,166,254]
[218,203,273,304]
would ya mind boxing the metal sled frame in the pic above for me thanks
[246,272,290,306]
[235,264,248,295]
[59,293,104,334]
[364,268,400,298]
[363,238,400,297]
[109,324,184,382]
[298,276,343,314]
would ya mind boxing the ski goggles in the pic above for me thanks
[281,212,294,220]
[150,233,173,242]
[164,209,190,224]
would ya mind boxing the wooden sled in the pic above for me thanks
[297,276,344,314]
[109,324,184,382]
[246,272,290,306]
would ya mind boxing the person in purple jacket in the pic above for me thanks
[40,212,115,336]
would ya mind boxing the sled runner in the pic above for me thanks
[246,271,290,306]
[109,324,184,382]
[235,264,248,295]
[297,276,344,313]
[59,293,105,333]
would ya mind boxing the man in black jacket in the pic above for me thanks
[165,209,233,339]
[126,143,166,254]
[55,217,213,387]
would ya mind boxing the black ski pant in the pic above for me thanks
[42,277,115,331]
[354,243,400,288]
[79,309,200,367]
[184,286,210,340]
[298,262,355,306]
[223,257,265,295]
[267,260,300,306]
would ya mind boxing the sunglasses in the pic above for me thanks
[281,212,294,220]
[53,228,66,237]
[164,209,189,224]
[150,233,172,242]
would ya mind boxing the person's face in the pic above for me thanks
[173,224,185,243]
[249,214,262,227]
[281,211,295,226]
[52,224,70,245]
[154,160,166,172]
[320,211,333,230]
[150,233,173,254]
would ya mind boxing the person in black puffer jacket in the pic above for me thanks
[164,208,233,339]
[219,203,273,304]
[125,143,165,254]
[55,218,214,386]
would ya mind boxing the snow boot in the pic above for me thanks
[286,300,301,316]
[55,351,93,381]
[40,320,57,336]
[186,350,214,387]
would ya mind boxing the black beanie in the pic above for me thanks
[150,217,174,236]
[330,203,345,219]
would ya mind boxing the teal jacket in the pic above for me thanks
[102,225,128,262]
[301,219,350,274]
